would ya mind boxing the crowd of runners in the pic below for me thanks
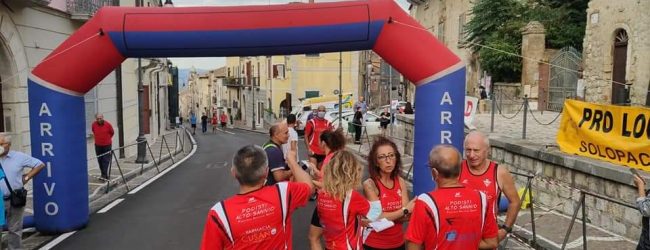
[199,110,522,249]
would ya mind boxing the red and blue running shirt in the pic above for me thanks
[317,190,371,250]
[364,177,405,248]
[458,160,501,215]
[405,186,498,249]
[304,118,333,156]
[200,182,310,250]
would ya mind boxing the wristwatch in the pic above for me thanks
[402,207,410,216]
[499,224,513,233]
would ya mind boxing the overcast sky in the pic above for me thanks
[169,0,410,69]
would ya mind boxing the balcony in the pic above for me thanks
[67,0,118,21]
[223,77,244,87]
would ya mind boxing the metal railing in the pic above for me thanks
[93,129,191,193]
[560,189,636,250]
[490,93,563,140]
[502,171,537,249]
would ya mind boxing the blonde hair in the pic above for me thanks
[323,150,362,201]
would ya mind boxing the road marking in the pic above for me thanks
[217,128,235,135]
[128,140,197,195]
[39,231,77,250]
[97,198,125,214]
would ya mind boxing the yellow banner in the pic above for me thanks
[557,100,650,170]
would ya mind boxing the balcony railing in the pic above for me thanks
[224,77,244,87]
[67,0,117,21]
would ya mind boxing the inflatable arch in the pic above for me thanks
[28,0,464,232]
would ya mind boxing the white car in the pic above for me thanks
[295,109,350,135]
[331,111,382,136]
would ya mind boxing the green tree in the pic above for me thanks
[465,0,588,82]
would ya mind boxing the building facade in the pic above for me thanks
[408,0,482,97]
[0,0,175,172]
[582,0,650,106]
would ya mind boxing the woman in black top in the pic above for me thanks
[379,108,391,135]
[353,107,363,144]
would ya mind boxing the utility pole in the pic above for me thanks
[134,0,147,163]
[338,52,343,128]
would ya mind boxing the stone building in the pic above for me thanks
[582,0,650,106]
[408,0,482,97]
[0,0,174,170]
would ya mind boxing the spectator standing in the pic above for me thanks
[405,145,498,249]
[282,114,299,163]
[0,133,45,250]
[92,113,114,180]
[461,131,521,242]
[190,112,197,135]
[199,145,313,249]
[354,96,368,114]
[201,113,208,134]
[633,172,650,249]
[353,106,364,145]
[363,136,414,250]
[403,102,414,115]
[263,122,292,185]
[379,108,391,136]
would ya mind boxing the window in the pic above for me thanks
[273,64,286,79]
[458,13,466,46]
[305,91,319,98]
[84,87,98,135]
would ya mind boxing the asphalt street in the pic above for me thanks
[50,128,314,250]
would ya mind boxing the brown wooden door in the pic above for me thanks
[612,30,628,105]
[143,85,151,134]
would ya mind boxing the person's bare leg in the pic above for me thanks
[309,225,324,250]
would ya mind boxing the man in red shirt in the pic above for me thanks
[406,145,498,250]
[461,131,521,241]
[200,146,314,250]
[91,113,114,180]
[303,105,333,169]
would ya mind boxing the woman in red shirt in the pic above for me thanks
[362,136,414,250]
[316,150,379,250]
[309,129,347,249]
[210,113,218,133]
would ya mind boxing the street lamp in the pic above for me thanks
[135,58,148,163]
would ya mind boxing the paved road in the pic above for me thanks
[51,129,314,250]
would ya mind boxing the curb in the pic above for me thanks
[231,126,267,134]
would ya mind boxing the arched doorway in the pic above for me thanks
[612,29,629,105]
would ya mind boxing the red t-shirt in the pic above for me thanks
[458,160,501,214]
[364,177,405,248]
[91,121,114,146]
[317,190,370,250]
[200,182,311,250]
[304,118,332,155]
[211,116,218,125]
[405,186,498,250]
[220,114,228,123]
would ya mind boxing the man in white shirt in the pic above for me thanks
[282,114,299,163]
[0,133,45,249]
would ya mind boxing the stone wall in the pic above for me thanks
[582,0,650,105]
[490,137,642,240]
[394,113,642,239]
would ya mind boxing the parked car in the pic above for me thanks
[331,111,382,136]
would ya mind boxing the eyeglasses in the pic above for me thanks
[377,153,396,161]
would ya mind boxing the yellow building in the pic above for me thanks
[224,52,360,128]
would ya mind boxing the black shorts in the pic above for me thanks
[191,124,197,128]
[311,207,321,227]
[380,122,389,129]
[311,154,326,163]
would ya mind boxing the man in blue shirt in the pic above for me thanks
[263,122,291,185]
[190,112,197,135]
[0,133,44,249]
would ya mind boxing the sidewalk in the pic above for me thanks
[23,128,194,249]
